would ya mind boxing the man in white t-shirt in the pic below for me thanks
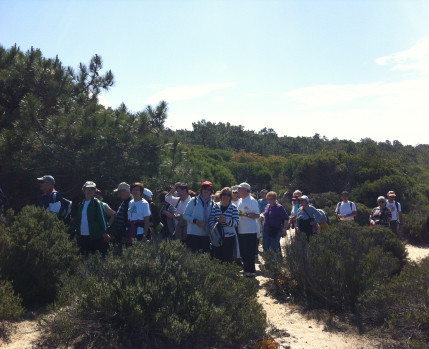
[335,191,357,221]
[237,182,260,277]
[166,182,191,241]
[128,182,151,242]
[386,190,403,238]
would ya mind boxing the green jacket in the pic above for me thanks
[75,198,109,240]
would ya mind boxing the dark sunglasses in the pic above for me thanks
[378,200,386,203]
[202,186,212,190]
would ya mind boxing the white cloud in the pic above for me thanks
[147,82,236,104]
[98,95,116,109]
[376,37,429,75]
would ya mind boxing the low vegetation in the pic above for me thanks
[40,241,267,348]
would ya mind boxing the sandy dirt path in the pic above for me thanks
[254,236,429,349]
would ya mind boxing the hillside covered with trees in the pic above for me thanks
[1,45,429,237]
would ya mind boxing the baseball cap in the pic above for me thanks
[232,185,238,192]
[143,188,153,199]
[114,182,130,192]
[82,181,96,189]
[341,191,349,195]
[377,196,386,202]
[387,191,396,197]
[238,182,251,191]
[260,189,268,194]
[201,181,213,188]
[299,195,309,202]
[37,175,55,184]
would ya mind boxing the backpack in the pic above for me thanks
[209,222,224,247]
[50,191,72,224]
[317,209,329,225]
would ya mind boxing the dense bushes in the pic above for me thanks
[283,222,406,310]
[0,206,80,307]
[0,279,23,321]
[41,241,267,348]
[361,257,429,348]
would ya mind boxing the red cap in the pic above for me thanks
[201,181,213,187]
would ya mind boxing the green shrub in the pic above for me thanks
[0,206,80,307]
[0,279,24,320]
[361,257,429,348]
[402,208,429,243]
[40,241,267,348]
[284,222,407,310]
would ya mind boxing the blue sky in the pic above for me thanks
[1,0,429,145]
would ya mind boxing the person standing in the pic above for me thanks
[184,181,214,253]
[386,191,403,239]
[262,191,289,253]
[143,188,161,241]
[296,195,323,242]
[75,181,110,254]
[237,182,260,277]
[159,191,176,241]
[113,182,133,245]
[166,182,191,241]
[370,196,392,228]
[231,186,240,206]
[37,175,62,214]
[289,190,303,231]
[209,187,240,262]
[95,189,116,227]
[128,183,151,243]
[335,191,357,221]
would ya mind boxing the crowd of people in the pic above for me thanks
[32,175,404,278]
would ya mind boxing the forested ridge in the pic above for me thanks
[1,45,429,235]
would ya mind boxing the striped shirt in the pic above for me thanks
[209,202,240,237]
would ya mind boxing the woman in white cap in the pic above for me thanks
[370,196,392,228]
[295,195,323,242]
[75,181,110,254]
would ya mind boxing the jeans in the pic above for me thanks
[213,236,235,262]
[263,230,282,253]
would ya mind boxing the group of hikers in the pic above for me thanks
[31,174,405,278]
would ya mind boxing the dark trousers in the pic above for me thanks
[77,235,107,255]
[238,233,257,273]
[213,236,235,263]
[185,234,210,253]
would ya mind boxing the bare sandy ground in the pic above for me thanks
[1,240,428,349]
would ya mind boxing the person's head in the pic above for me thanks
[143,188,153,202]
[377,196,387,208]
[114,182,131,201]
[232,186,239,201]
[299,195,309,207]
[82,181,96,200]
[237,182,251,198]
[219,187,232,207]
[37,175,55,194]
[341,191,349,202]
[213,191,221,203]
[158,191,168,204]
[176,183,189,199]
[387,191,396,202]
[266,191,277,206]
[260,189,268,200]
[293,189,303,197]
[130,182,144,200]
[200,181,213,199]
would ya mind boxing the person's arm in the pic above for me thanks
[162,207,175,219]
[312,207,323,224]
[104,204,116,226]
[244,199,261,219]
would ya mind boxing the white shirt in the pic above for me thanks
[80,200,91,236]
[237,195,259,234]
[128,199,151,235]
[386,201,401,221]
[166,195,192,234]
[336,201,357,221]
